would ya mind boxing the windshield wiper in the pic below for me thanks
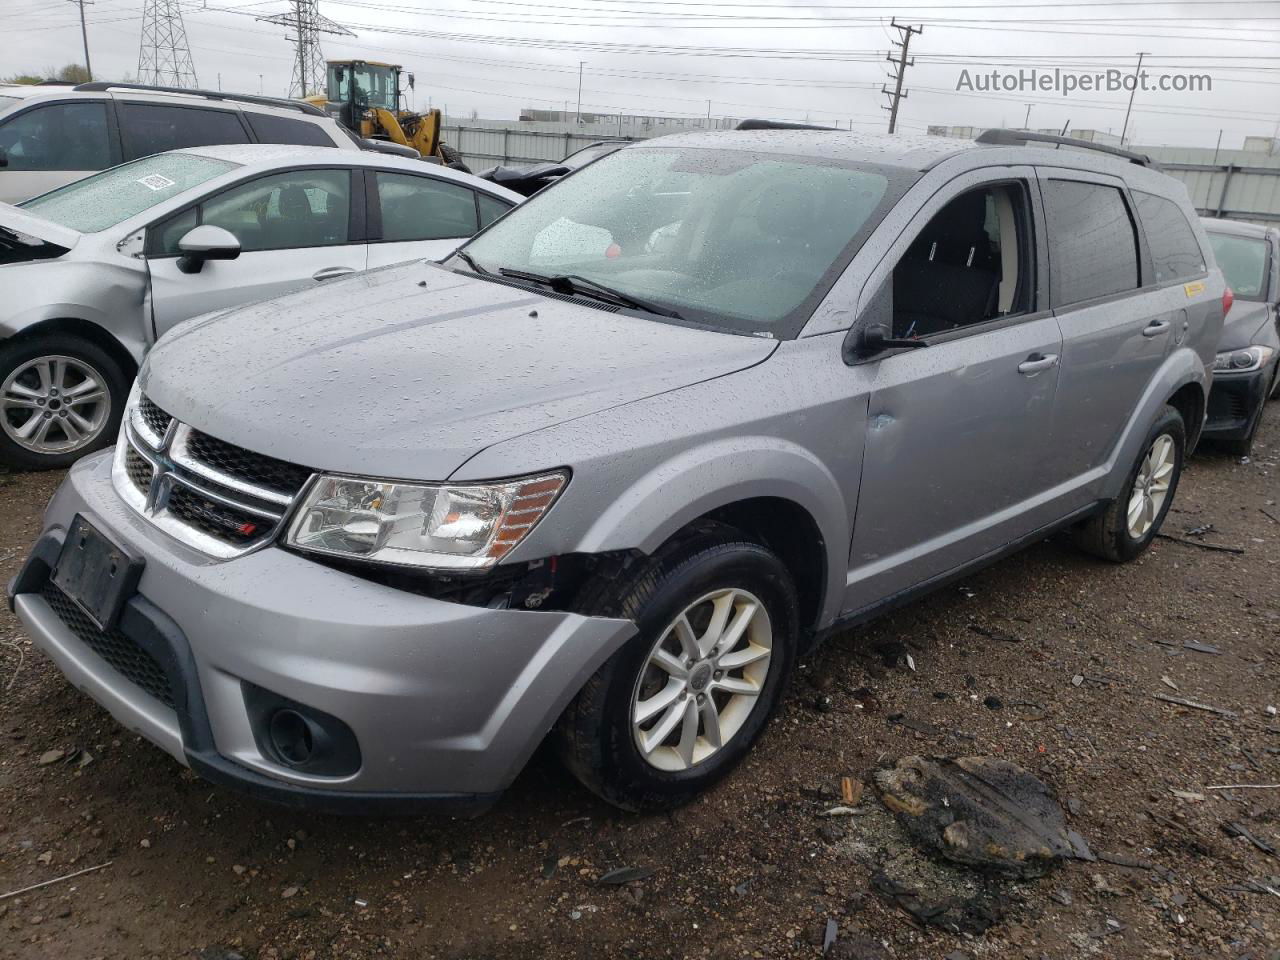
[453,249,490,275]
[498,268,683,320]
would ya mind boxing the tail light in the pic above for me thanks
[1222,286,1234,318]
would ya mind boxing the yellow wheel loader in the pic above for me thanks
[304,60,468,169]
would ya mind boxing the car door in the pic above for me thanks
[1035,171,1176,499]
[146,167,367,339]
[0,99,117,203]
[364,169,512,268]
[843,167,1063,614]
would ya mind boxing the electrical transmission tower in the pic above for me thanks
[261,1,354,99]
[137,0,198,88]
[881,19,922,134]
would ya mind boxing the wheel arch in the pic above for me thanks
[2,317,140,384]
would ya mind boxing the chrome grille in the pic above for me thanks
[113,395,313,559]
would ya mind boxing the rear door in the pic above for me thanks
[844,166,1063,612]
[146,167,366,338]
[363,169,514,268]
[0,99,117,203]
[1038,171,1192,498]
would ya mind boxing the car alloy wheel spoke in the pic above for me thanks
[1126,432,1175,540]
[631,586,773,771]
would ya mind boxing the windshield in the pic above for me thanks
[461,147,904,337]
[20,152,238,233]
[1207,231,1270,301]
[329,64,397,112]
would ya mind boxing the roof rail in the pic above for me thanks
[975,128,1153,167]
[72,82,327,117]
[736,118,838,132]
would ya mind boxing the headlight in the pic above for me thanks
[285,471,568,570]
[1214,345,1274,374]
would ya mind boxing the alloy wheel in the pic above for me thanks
[1126,432,1176,540]
[630,587,773,771]
[1,355,111,455]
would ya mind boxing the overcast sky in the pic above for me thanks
[3,0,1278,148]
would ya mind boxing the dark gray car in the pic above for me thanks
[9,129,1225,814]
[1199,217,1280,455]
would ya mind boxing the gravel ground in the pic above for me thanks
[1,407,1278,960]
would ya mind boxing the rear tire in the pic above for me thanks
[0,334,128,471]
[1073,405,1185,562]
[556,530,798,811]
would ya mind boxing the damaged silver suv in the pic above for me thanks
[10,129,1225,813]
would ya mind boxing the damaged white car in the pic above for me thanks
[0,143,519,469]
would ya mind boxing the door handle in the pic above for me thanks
[1142,319,1171,338]
[312,266,356,281]
[1017,353,1059,376]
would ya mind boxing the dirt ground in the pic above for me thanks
[1,408,1278,960]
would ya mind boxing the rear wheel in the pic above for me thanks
[0,335,128,470]
[556,531,798,811]
[1073,405,1184,562]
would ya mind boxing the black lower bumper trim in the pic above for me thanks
[1203,369,1269,440]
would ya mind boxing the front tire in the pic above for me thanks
[556,531,799,811]
[1073,405,1185,562]
[0,335,128,470]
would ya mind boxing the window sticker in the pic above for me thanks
[136,174,176,191]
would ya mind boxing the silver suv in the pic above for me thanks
[0,82,359,205]
[10,129,1225,814]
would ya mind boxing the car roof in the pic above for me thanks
[0,83,80,102]
[1199,216,1277,240]
[646,129,966,171]
[168,143,522,197]
[0,84,322,121]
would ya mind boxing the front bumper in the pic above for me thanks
[1202,367,1271,441]
[8,452,635,813]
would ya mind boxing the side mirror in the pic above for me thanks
[176,225,240,275]
[842,281,929,363]
[853,324,930,359]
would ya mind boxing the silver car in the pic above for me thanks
[0,144,520,469]
[10,129,1225,813]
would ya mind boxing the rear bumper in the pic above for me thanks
[1202,368,1270,441]
[8,452,635,813]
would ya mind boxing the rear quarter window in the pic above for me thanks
[1042,179,1140,307]
[1133,191,1206,284]
[245,113,336,147]
[120,102,249,159]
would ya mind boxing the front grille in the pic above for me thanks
[124,447,153,494]
[114,394,312,559]
[184,431,311,498]
[42,581,175,709]
[166,485,266,545]
[138,396,172,441]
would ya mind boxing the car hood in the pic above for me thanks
[1218,299,1277,352]
[0,203,79,262]
[143,261,777,481]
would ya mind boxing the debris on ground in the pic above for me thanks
[1152,693,1238,717]
[874,756,1092,878]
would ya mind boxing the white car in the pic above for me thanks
[0,143,521,469]
[0,82,363,205]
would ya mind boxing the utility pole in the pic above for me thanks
[260,0,353,98]
[69,0,93,80]
[576,61,585,125]
[1120,51,1147,146]
[881,19,922,134]
[1023,103,1033,129]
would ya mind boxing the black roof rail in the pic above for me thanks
[975,128,1153,167]
[72,82,328,117]
[736,118,839,131]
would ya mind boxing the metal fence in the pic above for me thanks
[441,124,634,167]
[1144,146,1280,226]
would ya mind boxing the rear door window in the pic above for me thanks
[1133,191,1206,284]
[245,113,336,147]
[1042,179,1140,306]
[375,171,480,241]
[0,101,111,171]
[120,103,249,159]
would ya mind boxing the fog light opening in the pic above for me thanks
[269,709,314,766]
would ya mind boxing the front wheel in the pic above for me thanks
[0,335,128,470]
[556,531,798,811]
[1073,405,1185,562]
